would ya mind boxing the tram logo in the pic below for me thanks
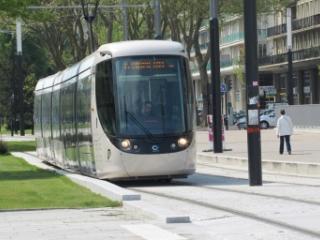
[151,145,160,152]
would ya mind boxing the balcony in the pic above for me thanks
[220,58,235,68]
[221,32,244,45]
[266,13,320,38]
[258,52,287,65]
[292,13,320,31]
[258,46,320,66]
[293,46,320,61]
[258,29,268,39]
[267,24,286,37]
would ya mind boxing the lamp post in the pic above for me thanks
[81,0,100,53]
[16,18,25,136]
[153,0,161,39]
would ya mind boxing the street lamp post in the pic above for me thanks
[153,0,161,39]
[81,0,100,53]
[16,18,25,136]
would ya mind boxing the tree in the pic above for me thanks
[162,0,211,126]
[0,34,14,125]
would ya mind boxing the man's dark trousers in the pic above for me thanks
[280,135,291,154]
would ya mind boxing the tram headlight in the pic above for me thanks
[177,137,188,148]
[121,139,131,150]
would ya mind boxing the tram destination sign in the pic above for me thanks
[121,57,178,75]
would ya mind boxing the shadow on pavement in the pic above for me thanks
[116,172,251,188]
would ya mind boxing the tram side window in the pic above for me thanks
[41,93,51,139]
[60,81,76,157]
[52,90,60,140]
[96,60,116,136]
[183,59,195,129]
[34,94,42,137]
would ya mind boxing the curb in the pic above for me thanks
[197,152,320,177]
[11,152,191,223]
[11,152,141,202]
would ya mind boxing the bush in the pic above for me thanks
[0,141,8,155]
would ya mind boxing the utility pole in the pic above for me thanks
[121,0,129,40]
[154,0,161,39]
[16,18,25,136]
[286,7,294,105]
[244,0,262,186]
[209,0,223,153]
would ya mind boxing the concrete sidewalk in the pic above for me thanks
[196,129,320,177]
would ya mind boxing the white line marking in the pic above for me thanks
[122,224,187,240]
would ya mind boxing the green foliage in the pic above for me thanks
[0,34,14,122]
[0,154,120,209]
[220,0,293,15]
[0,0,293,128]
[0,0,40,19]
[233,48,245,86]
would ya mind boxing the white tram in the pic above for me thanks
[34,40,196,180]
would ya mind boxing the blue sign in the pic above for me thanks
[220,83,228,93]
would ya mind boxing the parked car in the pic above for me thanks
[235,110,276,129]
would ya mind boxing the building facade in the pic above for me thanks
[190,0,320,114]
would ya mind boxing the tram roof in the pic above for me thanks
[35,40,185,92]
[97,40,185,57]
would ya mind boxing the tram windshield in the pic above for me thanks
[113,55,193,137]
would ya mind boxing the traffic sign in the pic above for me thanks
[220,83,228,93]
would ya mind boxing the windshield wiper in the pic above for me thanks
[125,110,156,140]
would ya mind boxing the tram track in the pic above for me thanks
[190,183,320,207]
[130,187,320,239]
[198,162,320,188]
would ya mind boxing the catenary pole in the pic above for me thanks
[286,7,294,105]
[154,0,161,39]
[209,0,223,153]
[121,0,129,40]
[244,0,262,186]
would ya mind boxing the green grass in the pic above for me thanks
[5,141,36,152]
[0,127,33,135]
[0,154,120,210]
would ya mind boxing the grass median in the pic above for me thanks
[0,141,120,210]
[6,141,36,152]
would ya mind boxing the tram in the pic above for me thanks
[34,40,196,180]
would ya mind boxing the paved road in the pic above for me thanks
[2,130,320,239]
[196,129,320,163]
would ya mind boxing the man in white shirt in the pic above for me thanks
[276,109,294,155]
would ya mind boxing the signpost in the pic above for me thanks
[244,0,262,186]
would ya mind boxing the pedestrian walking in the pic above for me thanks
[276,109,293,155]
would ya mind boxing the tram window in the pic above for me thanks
[41,93,51,139]
[114,56,188,136]
[96,60,116,136]
[52,90,60,139]
[34,94,42,137]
